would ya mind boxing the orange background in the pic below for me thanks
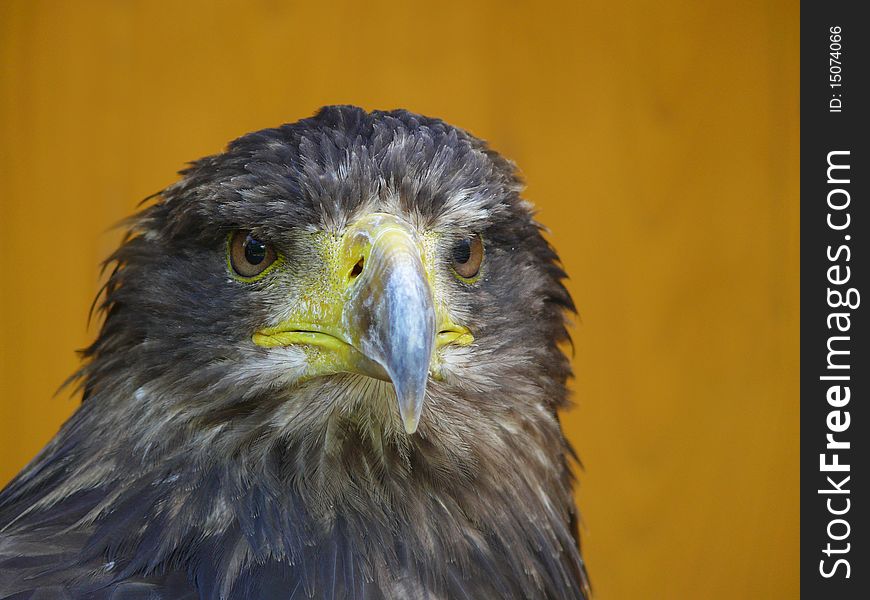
[0,1,799,597]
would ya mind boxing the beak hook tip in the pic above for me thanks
[403,416,420,435]
[398,393,424,434]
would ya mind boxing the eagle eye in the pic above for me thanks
[228,231,279,280]
[451,234,484,280]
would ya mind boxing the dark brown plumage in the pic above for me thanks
[0,106,588,599]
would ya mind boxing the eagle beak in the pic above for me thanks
[341,214,436,433]
[253,213,442,434]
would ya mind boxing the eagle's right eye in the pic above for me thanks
[228,231,279,281]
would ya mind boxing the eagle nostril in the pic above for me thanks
[349,257,364,280]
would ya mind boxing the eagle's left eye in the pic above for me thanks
[228,231,278,280]
[451,234,484,280]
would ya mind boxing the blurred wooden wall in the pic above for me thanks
[0,1,798,597]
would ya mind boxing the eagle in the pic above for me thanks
[0,106,589,599]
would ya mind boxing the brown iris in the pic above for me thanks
[229,231,278,279]
[451,234,484,280]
